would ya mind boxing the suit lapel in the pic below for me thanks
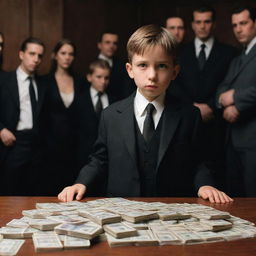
[157,98,181,170]
[117,94,137,167]
[229,44,256,83]
[7,71,20,108]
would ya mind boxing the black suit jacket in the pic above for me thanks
[170,40,236,110]
[0,70,46,164]
[76,93,215,197]
[216,43,256,149]
[0,71,45,132]
[76,85,117,169]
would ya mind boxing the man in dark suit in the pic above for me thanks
[0,37,45,195]
[169,6,236,188]
[217,6,256,197]
[97,31,135,99]
[59,25,232,203]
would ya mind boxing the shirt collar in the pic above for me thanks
[245,36,256,55]
[17,66,34,82]
[195,36,214,50]
[98,53,113,67]
[90,86,105,98]
[135,89,165,117]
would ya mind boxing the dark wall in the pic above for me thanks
[1,0,256,75]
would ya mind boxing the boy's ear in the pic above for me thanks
[87,74,92,82]
[171,64,180,81]
[126,62,134,79]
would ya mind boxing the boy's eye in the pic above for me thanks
[138,63,147,68]
[158,64,168,69]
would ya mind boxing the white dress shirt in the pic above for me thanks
[98,53,113,67]
[245,36,256,55]
[194,37,214,60]
[134,89,165,134]
[16,66,38,130]
[90,86,109,111]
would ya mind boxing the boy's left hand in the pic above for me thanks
[198,185,233,203]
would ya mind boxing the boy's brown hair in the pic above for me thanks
[87,59,111,75]
[127,24,178,64]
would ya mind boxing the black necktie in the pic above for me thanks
[28,76,37,123]
[239,47,247,67]
[198,43,206,70]
[143,103,155,143]
[95,91,103,117]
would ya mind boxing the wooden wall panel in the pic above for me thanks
[32,0,63,74]
[0,0,30,71]
[1,0,256,74]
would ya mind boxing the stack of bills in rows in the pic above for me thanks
[199,219,232,231]
[63,235,90,249]
[0,239,24,256]
[32,232,63,252]
[0,227,39,239]
[103,222,137,238]
[54,222,103,239]
[106,230,158,247]
[28,219,61,231]
[78,209,121,225]
[119,210,158,223]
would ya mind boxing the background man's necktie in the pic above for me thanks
[95,91,103,117]
[198,43,206,70]
[143,103,155,143]
[28,76,37,124]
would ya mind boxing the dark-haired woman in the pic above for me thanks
[39,39,86,195]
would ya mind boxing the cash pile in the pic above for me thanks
[0,198,255,254]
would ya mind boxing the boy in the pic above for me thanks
[76,60,116,195]
[59,25,232,203]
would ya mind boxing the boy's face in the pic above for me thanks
[87,67,110,93]
[126,45,179,101]
[19,43,44,75]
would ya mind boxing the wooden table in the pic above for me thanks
[0,197,256,256]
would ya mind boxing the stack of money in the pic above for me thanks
[63,236,90,249]
[78,209,121,225]
[199,219,232,231]
[103,222,137,238]
[157,210,190,221]
[120,210,158,223]
[32,232,63,252]
[22,209,52,219]
[28,219,61,231]
[0,239,25,256]
[54,222,103,240]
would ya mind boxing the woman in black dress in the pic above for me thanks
[40,39,86,195]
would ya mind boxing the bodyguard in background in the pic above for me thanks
[0,32,4,71]
[0,37,45,195]
[217,6,256,197]
[97,31,135,99]
[169,6,237,188]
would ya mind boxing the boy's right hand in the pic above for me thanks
[58,184,86,202]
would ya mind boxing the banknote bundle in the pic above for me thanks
[54,222,103,239]
[32,232,63,252]
[0,239,25,256]
[103,222,137,238]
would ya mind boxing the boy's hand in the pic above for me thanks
[58,184,86,202]
[198,185,233,203]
